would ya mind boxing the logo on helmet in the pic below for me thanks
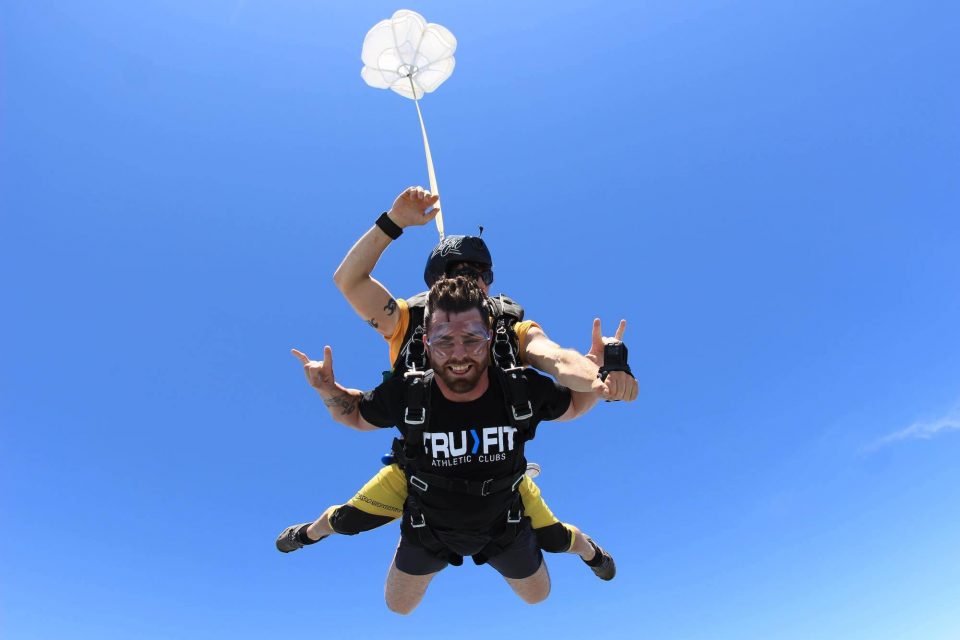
[430,236,465,259]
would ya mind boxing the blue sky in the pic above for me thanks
[2,1,959,638]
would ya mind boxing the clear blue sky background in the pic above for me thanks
[3,1,959,638]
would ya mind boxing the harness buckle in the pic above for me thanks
[511,401,533,422]
[404,407,426,425]
[404,327,427,371]
[410,512,427,528]
[506,509,523,524]
[480,479,493,497]
[409,475,429,493]
[493,325,517,368]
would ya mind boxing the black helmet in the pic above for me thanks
[423,235,494,287]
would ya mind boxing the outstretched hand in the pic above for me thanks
[387,186,440,229]
[588,318,627,364]
[586,319,638,402]
[292,347,336,394]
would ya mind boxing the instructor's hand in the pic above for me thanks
[387,186,440,229]
[291,347,336,394]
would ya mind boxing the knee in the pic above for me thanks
[385,595,416,615]
[508,560,551,605]
[519,581,551,605]
[535,522,573,553]
[385,586,424,615]
[523,585,550,604]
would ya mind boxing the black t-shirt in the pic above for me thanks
[360,368,571,532]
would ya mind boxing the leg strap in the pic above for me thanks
[472,492,527,566]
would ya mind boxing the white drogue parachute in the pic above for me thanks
[361,9,456,240]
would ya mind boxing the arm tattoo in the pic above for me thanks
[367,318,379,329]
[384,298,398,316]
[323,393,358,416]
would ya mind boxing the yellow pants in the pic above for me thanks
[345,464,564,531]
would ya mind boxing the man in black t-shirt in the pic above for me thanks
[297,276,603,613]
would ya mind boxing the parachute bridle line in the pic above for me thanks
[407,73,445,241]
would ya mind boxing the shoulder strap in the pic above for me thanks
[490,315,533,436]
[391,369,434,467]
[390,291,430,377]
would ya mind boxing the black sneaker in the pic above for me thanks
[584,540,616,581]
[275,523,326,553]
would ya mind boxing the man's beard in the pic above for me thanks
[433,358,487,393]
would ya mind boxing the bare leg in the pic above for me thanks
[565,524,599,561]
[503,560,551,604]
[384,547,440,615]
[563,523,616,580]
[305,505,339,541]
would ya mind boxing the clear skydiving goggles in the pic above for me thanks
[446,261,494,286]
[425,320,492,359]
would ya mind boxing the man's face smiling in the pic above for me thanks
[425,308,491,396]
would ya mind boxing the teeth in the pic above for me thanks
[450,364,470,373]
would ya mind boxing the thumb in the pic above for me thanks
[291,348,309,364]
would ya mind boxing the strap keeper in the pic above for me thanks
[410,512,427,528]
[410,475,429,493]
[480,479,493,497]
[511,401,533,422]
[404,407,426,425]
[375,212,403,239]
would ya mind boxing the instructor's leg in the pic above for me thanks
[520,477,606,561]
[276,466,405,552]
[564,524,601,560]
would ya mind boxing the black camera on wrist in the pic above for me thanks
[598,341,633,382]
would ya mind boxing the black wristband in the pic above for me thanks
[375,212,403,240]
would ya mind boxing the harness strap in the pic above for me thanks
[472,492,528,566]
[408,470,525,497]
[403,487,527,567]
[404,324,428,373]
[400,369,433,463]
[403,495,465,567]
[491,316,533,435]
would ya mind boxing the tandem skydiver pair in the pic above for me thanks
[276,187,637,613]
